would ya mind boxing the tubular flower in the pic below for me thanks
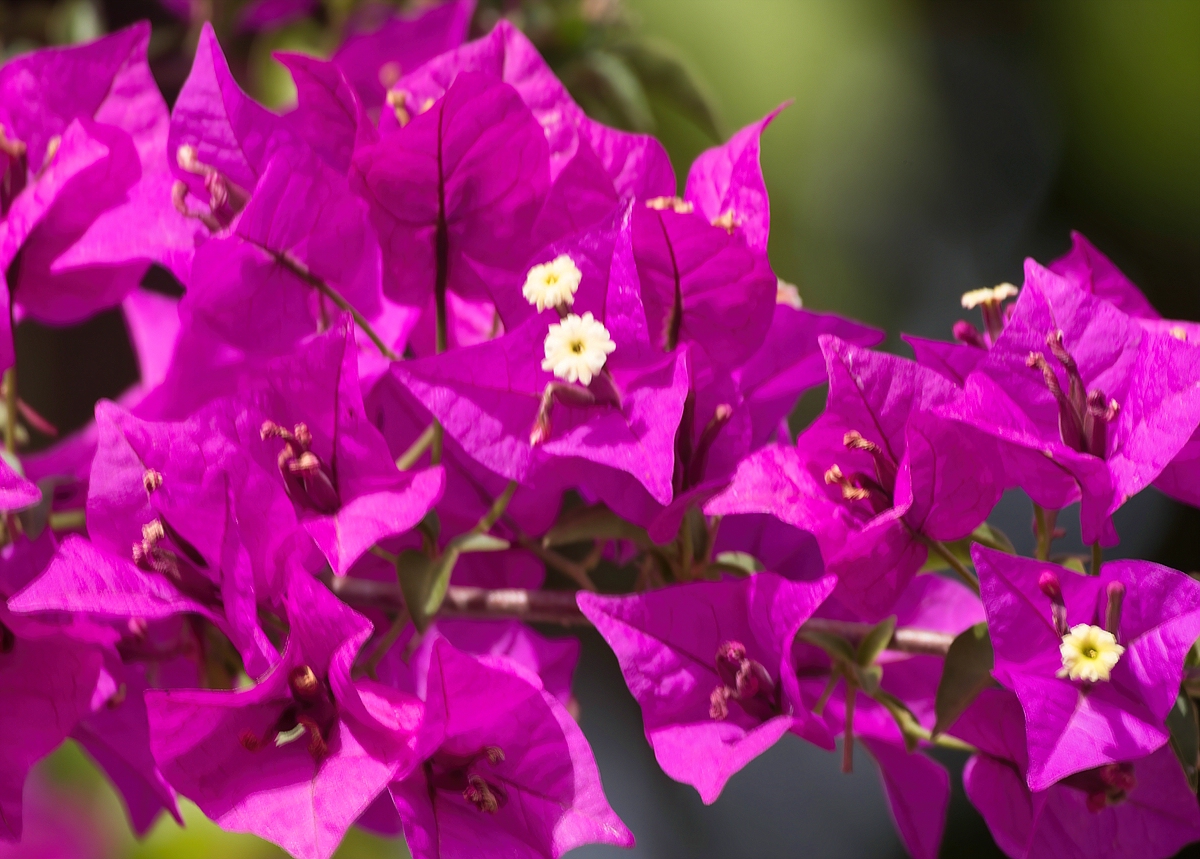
[522,254,582,312]
[540,311,616,385]
[1058,624,1124,683]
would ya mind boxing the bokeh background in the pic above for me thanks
[2,0,1200,856]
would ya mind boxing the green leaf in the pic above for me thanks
[856,616,897,668]
[613,37,722,140]
[1061,556,1088,575]
[1168,693,1200,792]
[452,533,510,553]
[395,550,435,632]
[933,622,996,738]
[542,504,649,548]
[713,551,764,575]
[797,629,857,665]
[421,548,461,627]
[871,690,927,753]
[970,522,1016,554]
[573,50,655,133]
[919,537,970,573]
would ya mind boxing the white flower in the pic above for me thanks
[961,283,1018,310]
[541,312,615,385]
[1057,623,1124,682]
[523,254,582,312]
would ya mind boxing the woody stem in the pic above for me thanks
[325,577,955,653]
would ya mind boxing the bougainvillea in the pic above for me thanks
[5,10,1200,859]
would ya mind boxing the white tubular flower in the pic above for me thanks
[1057,623,1124,682]
[523,254,583,312]
[541,312,615,386]
[961,283,1018,310]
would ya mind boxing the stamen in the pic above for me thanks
[709,641,779,722]
[645,196,694,214]
[842,431,899,497]
[143,469,163,494]
[171,147,250,230]
[776,278,803,309]
[1027,351,1085,452]
[464,774,500,813]
[711,210,739,233]
[961,283,1018,310]
[262,421,340,514]
[824,465,870,502]
[385,90,411,126]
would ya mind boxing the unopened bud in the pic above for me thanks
[1104,581,1126,638]
[1038,570,1062,601]
[953,320,987,349]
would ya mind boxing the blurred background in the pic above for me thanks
[2,0,1200,856]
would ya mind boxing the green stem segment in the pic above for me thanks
[3,368,15,453]
[1034,505,1058,562]
[925,538,980,594]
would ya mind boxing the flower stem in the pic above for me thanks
[396,424,438,471]
[3,368,15,453]
[925,538,980,594]
[251,242,399,361]
[1034,505,1058,561]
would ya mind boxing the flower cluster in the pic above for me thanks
[3,10,1200,859]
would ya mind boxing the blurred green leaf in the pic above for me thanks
[933,622,995,738]
[613,36,721,139]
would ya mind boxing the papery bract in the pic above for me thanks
[388,638,632,859]
[974,545,1200,791]
[579,572,836,804]
[145,571,424,859]
[938,259,1200,546]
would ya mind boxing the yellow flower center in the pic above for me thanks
[541,312,616,386]
[1057,623,1124,683]
[523,254,582,313]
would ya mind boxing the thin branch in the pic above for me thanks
[250,241,400,362]
[519,538,598,591]
[802,617,955,657]
[328,576,589,626]
[326,578,957,653]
